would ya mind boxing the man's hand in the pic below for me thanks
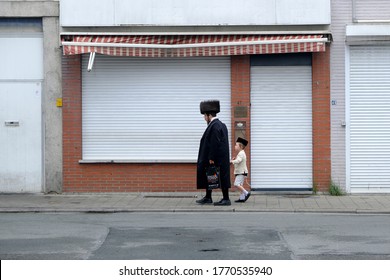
[209,160,215,164]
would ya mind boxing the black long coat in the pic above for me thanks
[197,119,231,189]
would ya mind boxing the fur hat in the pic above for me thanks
[200,100,220,114]
[236,137,248,147]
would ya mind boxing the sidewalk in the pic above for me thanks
[1,192,390,214]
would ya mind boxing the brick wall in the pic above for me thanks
[62,52,330,193]
[231,56,251,184]
[312,49,331,192]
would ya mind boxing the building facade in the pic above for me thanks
[331,0,390,193]
[61,0,331,193]
[5,0,389,195]
[0,0,62,193]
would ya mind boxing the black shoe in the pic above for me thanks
[196,197,213,204]
[214,199,231,206]
[244,192,251,202]
[235,199,245,203]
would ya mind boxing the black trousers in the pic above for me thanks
[205,188,229,200]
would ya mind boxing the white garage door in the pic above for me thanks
[81,55,231,162]
[251,66,313,190]
[348,45,390,193]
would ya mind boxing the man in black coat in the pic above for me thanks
[196,100,231,206]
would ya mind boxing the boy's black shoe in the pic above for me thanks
[196,197,213,204]
[244,192,251,202]
[214,199,231,206]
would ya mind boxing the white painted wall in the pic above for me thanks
[60,0,331,27]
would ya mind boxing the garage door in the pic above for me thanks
[348,45,390,193]
[81,55,231,162]
[251,64,313,191]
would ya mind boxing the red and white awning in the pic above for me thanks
[61,34,327,57]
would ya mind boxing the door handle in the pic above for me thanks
[4,121,20,127]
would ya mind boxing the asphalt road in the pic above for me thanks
[1,212,390,260]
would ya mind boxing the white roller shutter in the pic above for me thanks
[348,45,390,193]
[81,55,231,162]
[251,66,313,190]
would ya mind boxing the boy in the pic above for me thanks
[231,137,250,202]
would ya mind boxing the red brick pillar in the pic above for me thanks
[62,55,82,192]
[312,49,331,192]
[231,56,251,184]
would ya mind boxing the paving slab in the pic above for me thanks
[0,192,390,214]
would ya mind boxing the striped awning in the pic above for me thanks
[61,34,327,57]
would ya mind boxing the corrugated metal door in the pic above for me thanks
[348,45,390,193]
[251,66,313,190]
[81,55,231,162]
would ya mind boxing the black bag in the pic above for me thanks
[206,165,221,190]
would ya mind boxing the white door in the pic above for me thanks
[348,45,390,193]
[0,82,42,192]
[251,66,313,190]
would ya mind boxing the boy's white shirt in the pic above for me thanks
[231,150,248,175]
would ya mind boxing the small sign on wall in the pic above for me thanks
[56,98,63,107]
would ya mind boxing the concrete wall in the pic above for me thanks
[0,0,62,193]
